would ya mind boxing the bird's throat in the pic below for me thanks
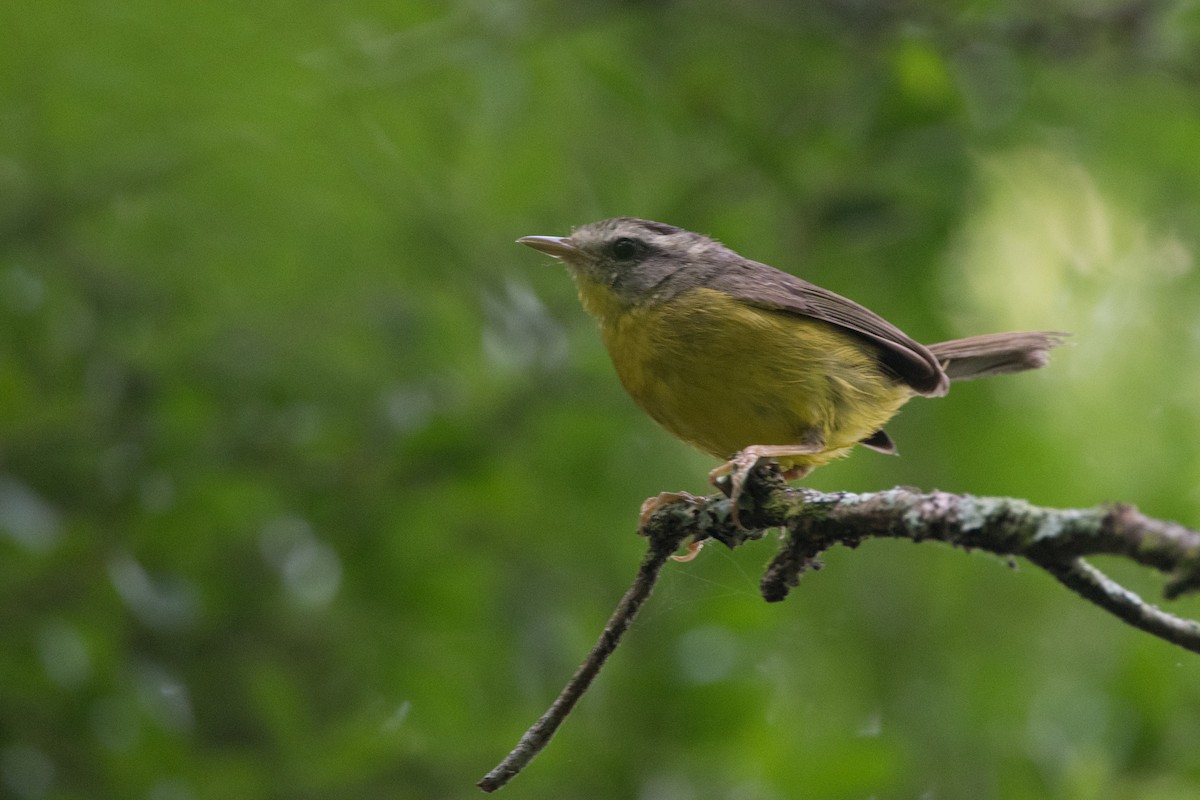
[572,276,630,329]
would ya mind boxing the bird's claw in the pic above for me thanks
[709,451,766,529]
[638,491,706,561]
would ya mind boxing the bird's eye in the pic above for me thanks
[610,237,640,260]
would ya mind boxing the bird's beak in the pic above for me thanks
[517,235,577,259]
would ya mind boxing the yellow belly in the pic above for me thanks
[596,287,913,470]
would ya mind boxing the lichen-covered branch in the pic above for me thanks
[479,471,1200,792]
[643,468,1200,652]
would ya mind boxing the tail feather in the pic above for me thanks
[928,331,1069,382]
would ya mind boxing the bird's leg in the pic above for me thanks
[638,492,707,561]
[709,442,821,529]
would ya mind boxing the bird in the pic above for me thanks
[519,217,1065,556]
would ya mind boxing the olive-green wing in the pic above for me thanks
[710,260,949,397]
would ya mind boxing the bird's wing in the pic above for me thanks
[709,262,949,397]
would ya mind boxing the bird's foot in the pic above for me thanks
[709,445,817,529]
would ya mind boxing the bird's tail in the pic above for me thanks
[927,331,1069,382]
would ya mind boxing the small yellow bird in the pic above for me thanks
[519,218,1064,550]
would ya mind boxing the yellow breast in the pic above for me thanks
[588,286,913,470]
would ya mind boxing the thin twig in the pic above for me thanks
[1031,556,1200,653]
[477,526,687,792]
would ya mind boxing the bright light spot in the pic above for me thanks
[948,148,1200,503]
[107,552,200,631]
[0,476,62,554]
[948,149,1192,339]
[135,662,194,734]
[857,711,883,737]
[381,700,412,732]
[259,516,342,609]
[281,537,342,609]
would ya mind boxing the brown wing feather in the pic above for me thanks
[709,260,949,397]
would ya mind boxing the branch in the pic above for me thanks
[664,469,1200,651]
[478,469,1200,791]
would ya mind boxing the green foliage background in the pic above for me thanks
[5,2,1200,798]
